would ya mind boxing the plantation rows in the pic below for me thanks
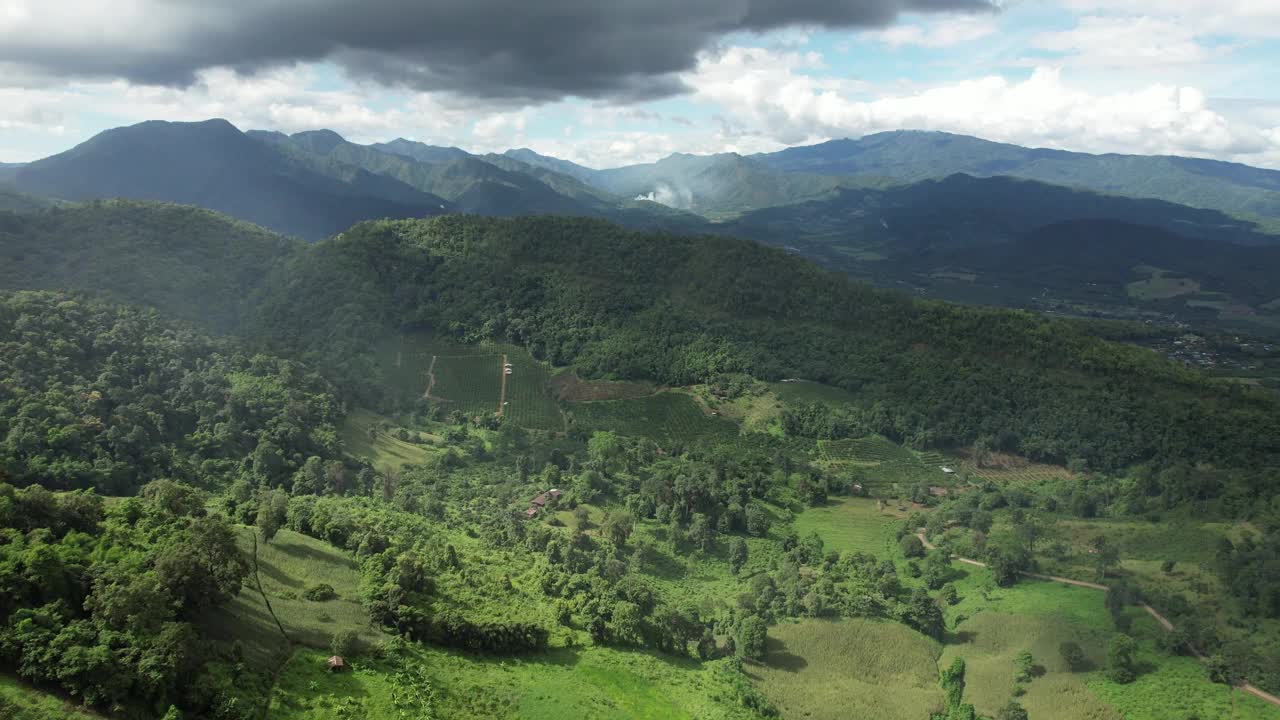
[817,436,952,487]
[433,353,504,415]
[497,347,564,431]
[570,392,739,446]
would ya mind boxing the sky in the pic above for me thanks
[2,0,1280,169]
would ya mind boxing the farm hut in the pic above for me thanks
[929,486,949,498]
[523,507,539,519]
[941,466,956,474]
[326,655,346,672]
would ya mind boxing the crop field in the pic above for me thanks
[202,527,385,669]
[495,345,564,431]
[380,333,564,430]
[568,392,739,446]
[270,645,761,720]
[431,352,504,414]
[745,618,943,720]
[792,497,903,556]
[964,455,1072,484]
[816,435,953,492]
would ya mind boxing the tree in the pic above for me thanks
[255,488,288,543]
[997,701,1029,720]
[687,513,714,552]
[736,615,767,660]
[939,583,960,606]
[745,504,771,537]
[1059,641,1086,671]
[729,537,749,575]
[1106,635,1137,684]
[601,510,634,548]
[610,601,642,645]
[697,628,718,660]
[900,533,926,559]
[1014,650,1035,683]
[1091,537,1120,580]
[973,436,993,469]
[940,657,966,710]
[587,431,622,476]
[923,551,952,590]
[154,516,249,616]
[573,505,592,529]
[902,589,945,641]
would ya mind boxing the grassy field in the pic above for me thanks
[269,645,761,720]
[202,527,386,669]
[340,408,440,472]
[792,497,904,556]
[746,618,943,720]
[1126,268,1201,301]
[0,674,101,719]
[937,560,1279,720]
[568,392,739,446]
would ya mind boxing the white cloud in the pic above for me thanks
[685,46,1280,166]
[872,16,998,48]
[1034,15,1211,67]
[1060,0,1280,39]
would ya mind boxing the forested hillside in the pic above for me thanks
[251,215,1279,478]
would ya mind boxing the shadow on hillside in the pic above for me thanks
[274,537,357,569]
[763,637,808,672]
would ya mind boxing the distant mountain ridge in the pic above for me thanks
[12,119,451,239]
[755,130,1280,223]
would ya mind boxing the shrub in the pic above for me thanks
[303,583,338,601]
[1059,641,1086,671]
[331,630,359,657]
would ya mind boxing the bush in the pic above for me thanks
[303,583,338,601]
[331,630,359,657]
[899,533,925,558]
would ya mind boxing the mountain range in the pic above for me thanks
[6,119,1280,336]
[755,130,1280,223]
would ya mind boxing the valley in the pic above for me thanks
[3,127,1280,720]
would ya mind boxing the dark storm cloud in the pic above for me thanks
[1,0,999,102]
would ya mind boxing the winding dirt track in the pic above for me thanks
[916,532,1280,709]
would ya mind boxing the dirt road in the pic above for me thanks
[497,353,508,416]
